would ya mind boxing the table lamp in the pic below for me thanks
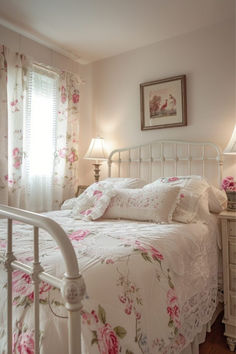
[223,124,236,210]
[84,137,108,182]
[224,124,236,155]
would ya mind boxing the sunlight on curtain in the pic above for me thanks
[24,66,58,211]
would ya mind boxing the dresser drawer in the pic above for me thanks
[229,241,236,265]
[230,266,236,291]
[230,294,236,317]
[229,221,236,237]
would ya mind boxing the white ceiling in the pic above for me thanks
[0,0,234,64]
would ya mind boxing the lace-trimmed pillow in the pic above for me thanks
[103,185,180,223]
[72,183,117,221]
[144,176,209,223]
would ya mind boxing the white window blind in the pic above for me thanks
[23,66,58,211]
[24,66,58,176]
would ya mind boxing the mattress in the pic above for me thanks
[0,210,220,354]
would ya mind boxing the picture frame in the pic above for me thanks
[140,75,187,130]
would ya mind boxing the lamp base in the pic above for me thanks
[93,163,102,182]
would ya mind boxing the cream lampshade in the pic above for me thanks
[84,137,108,182]
[224,124,236,155]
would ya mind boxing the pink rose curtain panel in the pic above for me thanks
[0,45,81,212]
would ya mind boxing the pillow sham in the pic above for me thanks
[72,183,117,221]
[144,176,209,223]
[103,185,180,223]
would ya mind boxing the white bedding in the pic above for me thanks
[0,210,219,354]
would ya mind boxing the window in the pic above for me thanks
[23,65,59,211]
[24,66,58,177]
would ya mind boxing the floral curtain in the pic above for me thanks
[0,45,81,212]
[7,50,29,209]
[0,46,8,205]
[52,71,81,209]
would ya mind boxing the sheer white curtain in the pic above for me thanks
[23,66,58,211]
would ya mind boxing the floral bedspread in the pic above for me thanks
[0,210,219,354]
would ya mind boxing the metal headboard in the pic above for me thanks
[108,140,223,187]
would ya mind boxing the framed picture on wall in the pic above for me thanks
[140,75,187,130]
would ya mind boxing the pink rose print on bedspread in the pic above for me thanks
[82,305,125,354]
[13,329,34,354]
[130,239,186,353]
[12,270,52,308]
[68,229,90,241]
[97,323,119,354]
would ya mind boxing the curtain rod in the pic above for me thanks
[33,62,85,84]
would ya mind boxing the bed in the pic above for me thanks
[0,140,226,354]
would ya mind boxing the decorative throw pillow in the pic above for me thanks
[103,177,147,188]
[61,178,146,211]
[72,183,117,221]
[103,185,180,223]
[144,176,210,223]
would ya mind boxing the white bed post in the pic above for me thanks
[5,219,15,354]
[32,226,43,354]
[0,204,86,354]
[61,274,85,354]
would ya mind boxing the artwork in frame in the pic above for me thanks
[140,75,187,130]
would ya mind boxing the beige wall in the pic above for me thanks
[1,16,236,185]
[92,18,236,181]
[0,24,93,184]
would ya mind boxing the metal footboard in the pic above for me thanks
[0,204,85,354]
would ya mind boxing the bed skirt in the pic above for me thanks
[181,303,223,354]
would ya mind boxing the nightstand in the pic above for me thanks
[75,185,88,197]
[219,210,236,351]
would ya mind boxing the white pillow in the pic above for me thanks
[208,185,227,213]
[144,176,209,223]
[61,197,78,210]
[103,185,180,223]
[103,177,147,188]
[72,183,116,221]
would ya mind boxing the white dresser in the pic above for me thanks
[220,210,236,351]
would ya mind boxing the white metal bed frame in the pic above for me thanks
[108,140,223,186]
[0,140,223,354]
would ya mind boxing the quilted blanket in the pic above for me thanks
[0,210,219,354]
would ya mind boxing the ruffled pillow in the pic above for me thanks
[61,178,147,210]
[72,183,117,221]
[103,185,180,223]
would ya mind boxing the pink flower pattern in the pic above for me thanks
[68,229,90,241]
[12,147,22,169]
[61,85,67,104]
[72,90,80,104]
[97,323,119,354]
[168,177,179,182]
[12,270,52,305]
[13,329,34,354]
